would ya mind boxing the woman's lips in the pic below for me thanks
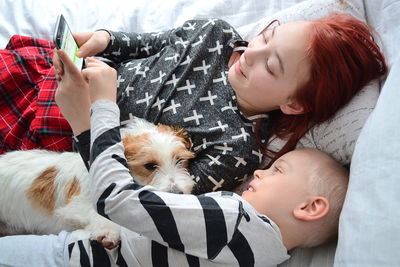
[235,60,246,78]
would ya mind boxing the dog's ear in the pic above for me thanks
[156,124,193,150]
[171,125,192,150]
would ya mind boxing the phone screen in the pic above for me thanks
[53,15,84,70]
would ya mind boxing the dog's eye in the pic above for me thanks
[144,162,158,171]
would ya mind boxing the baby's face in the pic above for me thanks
[242,149,314,219]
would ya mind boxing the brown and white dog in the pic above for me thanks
[0,117,195,248]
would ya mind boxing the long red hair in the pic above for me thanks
[257,13,387,163]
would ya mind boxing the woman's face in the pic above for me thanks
[228,21,312,117]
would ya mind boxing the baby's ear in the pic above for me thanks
[293,197,329,221]
[279,99,304,115]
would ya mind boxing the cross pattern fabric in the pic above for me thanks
[67,100,289,267]
[98,19,262,193]
[0,19,263,194]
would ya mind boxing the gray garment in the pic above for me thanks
[100,19,263,194]
[0,231,69,267]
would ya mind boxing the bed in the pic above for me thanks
[1,0,399,266]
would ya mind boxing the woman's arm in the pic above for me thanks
[71,27,175,65]
[97,28,175,64]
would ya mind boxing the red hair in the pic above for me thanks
[258,13,387,163]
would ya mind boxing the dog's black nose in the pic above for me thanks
[170,185,183,194]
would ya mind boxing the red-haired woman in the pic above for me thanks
[251,14,388,163]
[0,13,387,194]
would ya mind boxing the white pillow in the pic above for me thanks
[334,55,400,267]
[334,0,400,265]
[298,82,379,166]
[237,0,365,40]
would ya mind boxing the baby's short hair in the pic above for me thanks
[300,148,349,247]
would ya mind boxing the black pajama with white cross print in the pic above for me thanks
[98,19,263,193]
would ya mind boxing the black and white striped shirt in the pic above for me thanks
[67,100,289,267]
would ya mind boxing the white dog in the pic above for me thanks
[0,117,195,248]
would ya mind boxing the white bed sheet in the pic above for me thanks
[0,0,300,48]
[1,0,399,266]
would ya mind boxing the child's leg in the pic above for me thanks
[0,231,70,267]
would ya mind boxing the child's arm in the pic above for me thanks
[88,100,244,259]
[59,57,285,264]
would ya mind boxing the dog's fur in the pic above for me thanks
[0,117,195,248]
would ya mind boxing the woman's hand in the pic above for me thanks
[54,49,91,135]
[82,57,117,103]
[75,31,111,58]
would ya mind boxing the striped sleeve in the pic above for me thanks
[88,101,242,260]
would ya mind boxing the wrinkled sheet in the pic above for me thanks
[1,0,399,266]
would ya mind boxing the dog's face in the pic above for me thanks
[121,119,195,194]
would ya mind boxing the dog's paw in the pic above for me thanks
[95,231,121,249]
[88,224,121,249]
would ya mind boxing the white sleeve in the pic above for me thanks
[89,100,242,259]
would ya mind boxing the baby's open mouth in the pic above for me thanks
[247,185,255,192]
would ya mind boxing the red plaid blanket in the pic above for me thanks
[0,35,73,154]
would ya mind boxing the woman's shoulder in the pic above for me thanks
[181,18,235,29]
[176,18,241,41]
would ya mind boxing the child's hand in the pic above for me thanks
[53,48,64,79]
[54,49,91,135]
[82,57,117,103]
[74,31,111,58]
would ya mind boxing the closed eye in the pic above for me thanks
[266,61,274,76]
[263,29,272,44]
[262,33,274,76]
[263,33,270,44]
[272,166,282,173]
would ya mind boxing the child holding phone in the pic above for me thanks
[53,14,84,70]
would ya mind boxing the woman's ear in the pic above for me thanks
[279,99,304,115]
[293,197,329,221]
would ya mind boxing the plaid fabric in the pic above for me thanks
[0,35,73,154]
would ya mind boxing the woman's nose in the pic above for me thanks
[243,47,255,66]
[243,46,265,66]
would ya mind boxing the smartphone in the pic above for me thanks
[53,14,84,70]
